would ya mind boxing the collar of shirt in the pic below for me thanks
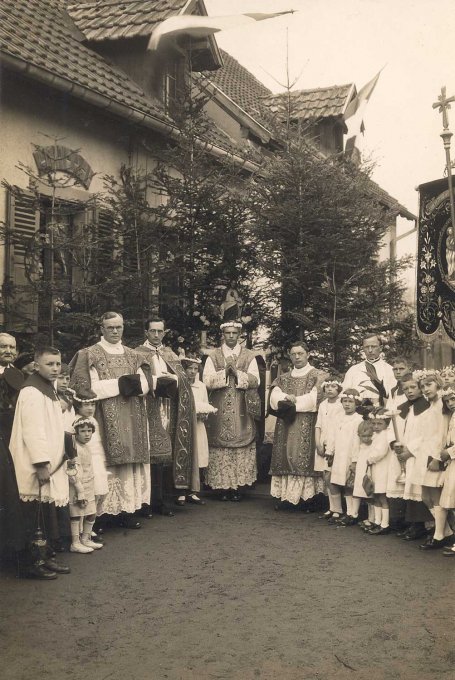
[98,337,124,355]
[222,343,241,358]
[291,363,313,377]
[143,340,163,352]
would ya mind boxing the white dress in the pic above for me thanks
[314,397,344,472]
[86,415,109,497]
[353,429,390,498]
[328,412,362,486]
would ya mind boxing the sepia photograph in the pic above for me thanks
[0,1,453,678]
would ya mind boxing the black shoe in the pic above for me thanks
[327,513,343,524]
[175,497,186,507]
[368,526,391,535]
[402,526,427,541]
[318,511,333,520]
[231,492,241,502]
[419,536,451,550]
[338,515,359,527]
[155,505,175,517]
[138,506,154,519]
[43,558,71,574]
[118,515,142,529]
[19,563,58,580]
[220,492,230,502]
[187,494,206,505]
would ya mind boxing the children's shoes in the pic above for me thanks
[70,541,94,554]
[81,537,103,550]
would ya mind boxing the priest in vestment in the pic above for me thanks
[69,312,151,527]
[203,321,260,501]
[135,317,196,515]
[269,341,325,506]
[343,334,396,405]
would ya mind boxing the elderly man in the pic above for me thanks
[343,333,396,406]
[136,317,196,516]
[70,312,151,528]
[203,321,260,501]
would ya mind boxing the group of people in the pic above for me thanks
[0,315,261,579]
[1,319,454,581]
[269,334,455,556]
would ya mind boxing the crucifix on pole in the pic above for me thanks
[433,86,455,231]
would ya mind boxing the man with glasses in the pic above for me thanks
[69,312,151,529]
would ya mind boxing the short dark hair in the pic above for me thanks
[100,311,123,325]
[400,372,416,384]
[145,317,166,331]
[34,346,60,360]
[289,341,309,353]
[362,333,381,344]
[73,419,96,433]
[391,355,409,366]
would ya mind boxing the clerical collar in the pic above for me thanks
[291,364,313,377]
[143,339,163,352]
[23,372,59,401]
[365,357,381,365]
[98,337,124,354]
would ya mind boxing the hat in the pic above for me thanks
[14,352,35,370]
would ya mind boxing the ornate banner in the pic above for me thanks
[417,177,455,345]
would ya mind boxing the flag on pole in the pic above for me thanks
[148,11,295,50]
[343,70,382,156]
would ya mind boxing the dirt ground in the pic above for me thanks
[0,494,453,680]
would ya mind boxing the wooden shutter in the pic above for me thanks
[5,188,39,332]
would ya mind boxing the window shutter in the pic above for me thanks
[5,188,39,332]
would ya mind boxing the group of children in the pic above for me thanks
[314,357,455,555]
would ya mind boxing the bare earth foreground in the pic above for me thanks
[1,496,453,680]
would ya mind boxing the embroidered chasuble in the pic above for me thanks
[205,347,259,450]
[135,344,195,489]
[269,369,321,477]
[69,344,150,466]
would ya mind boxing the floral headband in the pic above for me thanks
[368,412,391,420]
[182,357,202,365]
[441,386,455,399]
[441,365,455,376]
[72,417,95,430]
[340,390,362,403]
[321,380,343,389]
[220,321,243,330]
[412,369,440,382]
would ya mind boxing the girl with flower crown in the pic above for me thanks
[315,378,344,520]
[438,385,455,555]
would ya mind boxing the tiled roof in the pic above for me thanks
[367,177,416,221]
[68,0,189,42]
[263,84,355,122]
[208,50,272,128]
[0,0,169,123]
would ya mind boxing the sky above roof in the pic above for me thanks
[206,0,455,218]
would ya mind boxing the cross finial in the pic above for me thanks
[433,86,455,129]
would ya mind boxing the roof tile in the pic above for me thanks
[0,0,169,123]
[68,0,188,42]
[263,84,355,121]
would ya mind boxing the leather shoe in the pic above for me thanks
[175,498,186,507]
[395,527,411,538]
[155,505,175,517]
[20,563,58,580]
[187,495,206,505]
[220,493,230,502]
[139,506,153,519]
[231,493,241,502]
[118,515,142,529]
[44,558,71,574]
[442,546,455,556]
[338,515,359,526]
[419,536,451,550]
[368,526,391,535]
[402,526,427,541]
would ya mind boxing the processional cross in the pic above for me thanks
[433,86,455,230]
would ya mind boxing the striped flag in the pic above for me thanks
[148,11,295,50]
[344,70,382,156]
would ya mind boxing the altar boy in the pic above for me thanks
[10,346,70,578]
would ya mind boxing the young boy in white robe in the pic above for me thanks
[439,384,455,556]
[315,378,344,520]
[10,346,70,579]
